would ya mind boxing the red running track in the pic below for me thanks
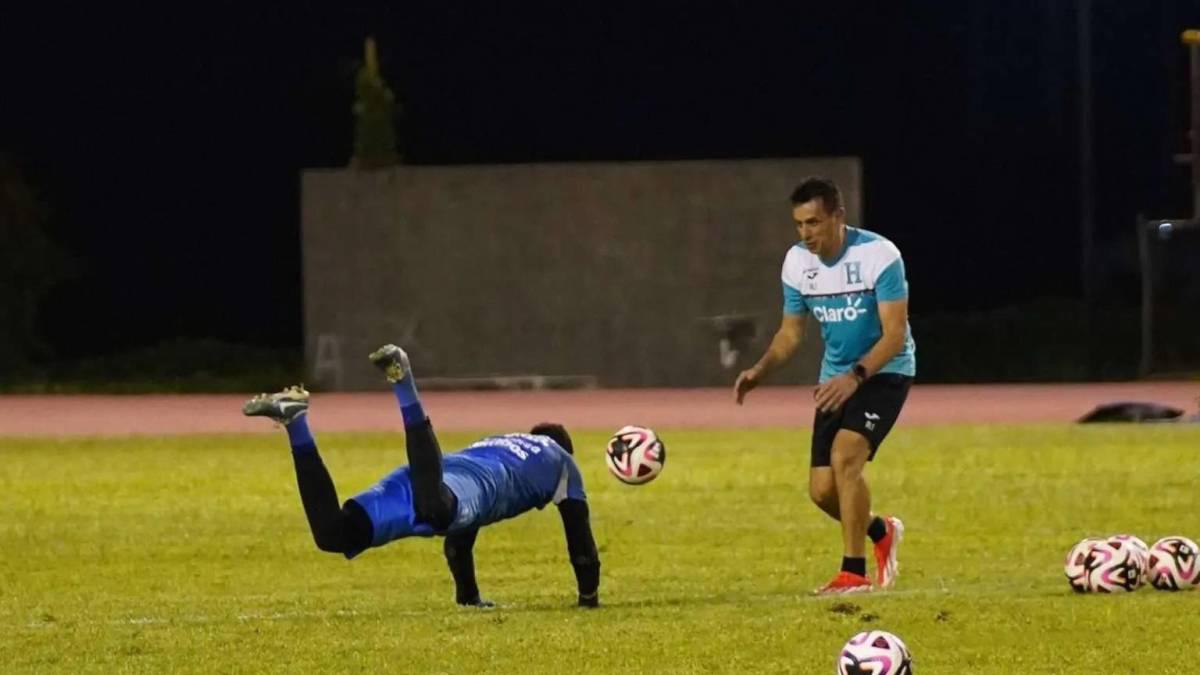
[0,383,1196,438]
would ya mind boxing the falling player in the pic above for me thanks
[243,344,601,608]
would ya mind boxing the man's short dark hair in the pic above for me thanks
[530,422,574,455]
[790,177,843,213]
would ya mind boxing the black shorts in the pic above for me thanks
[811,373,912,467]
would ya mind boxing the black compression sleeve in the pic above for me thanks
[444,528,482,604]
[293,452,373,554]
[557,498,600,599]
[405,418,457,530]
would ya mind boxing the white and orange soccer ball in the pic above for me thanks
[1146,536,1200,591]
[836,630,913,675]
[604,425,666,485]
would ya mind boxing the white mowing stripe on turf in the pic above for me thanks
[25,608,369,629]
[23,576,1075,629]
[58,587,964,629]
[235,609,363,622]
[22,581,1062,629]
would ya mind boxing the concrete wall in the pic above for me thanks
[301,158,861,390]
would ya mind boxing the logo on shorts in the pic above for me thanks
[864,411,880,431]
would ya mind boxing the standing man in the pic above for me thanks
[733,177,916,595]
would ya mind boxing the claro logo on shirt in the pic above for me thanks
[813,296,867,323]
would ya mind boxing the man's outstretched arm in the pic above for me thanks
[444,528,493,607]
[734,312,806,405]
[557,498,601,607]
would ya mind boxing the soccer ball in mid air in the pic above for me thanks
[1083,538,1145,592]
[604,425,665,485]
[836,630,913,675]
[1146,536,1200,591]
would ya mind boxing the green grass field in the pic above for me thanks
[3,424,1199,673]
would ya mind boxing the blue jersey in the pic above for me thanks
[346,433,585,558]
[781,227,917,383]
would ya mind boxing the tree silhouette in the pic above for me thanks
[0,154,71,370]
[351,37,400,169]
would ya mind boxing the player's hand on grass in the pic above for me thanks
[814,372,859,413]
[577,592,599,608]
[733,367,762,405]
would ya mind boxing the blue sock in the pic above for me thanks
[285,414,317,455]
[392,377,426,427]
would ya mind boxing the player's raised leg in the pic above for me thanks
[370,343,425,426]
[369,344,457,530]
[242,385,372,553]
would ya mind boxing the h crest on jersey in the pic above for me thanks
[844,261,863,286]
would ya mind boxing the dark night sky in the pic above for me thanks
[2,2,1198,360]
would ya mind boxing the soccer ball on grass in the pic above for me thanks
[1146,536,1200,591]
[1072,538,1145,592]
[836,630,913,675]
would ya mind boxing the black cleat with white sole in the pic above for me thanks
[242,385,310,425]
[368,344,413,383]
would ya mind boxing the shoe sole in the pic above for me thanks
[242,388,309,421]
[878,517,905,589]
[369,345,410,380]
[243,400,307,421]
[812,584,874,596]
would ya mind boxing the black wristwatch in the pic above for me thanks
[852,363,868,384]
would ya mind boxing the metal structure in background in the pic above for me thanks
[1138,29,1200,377]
